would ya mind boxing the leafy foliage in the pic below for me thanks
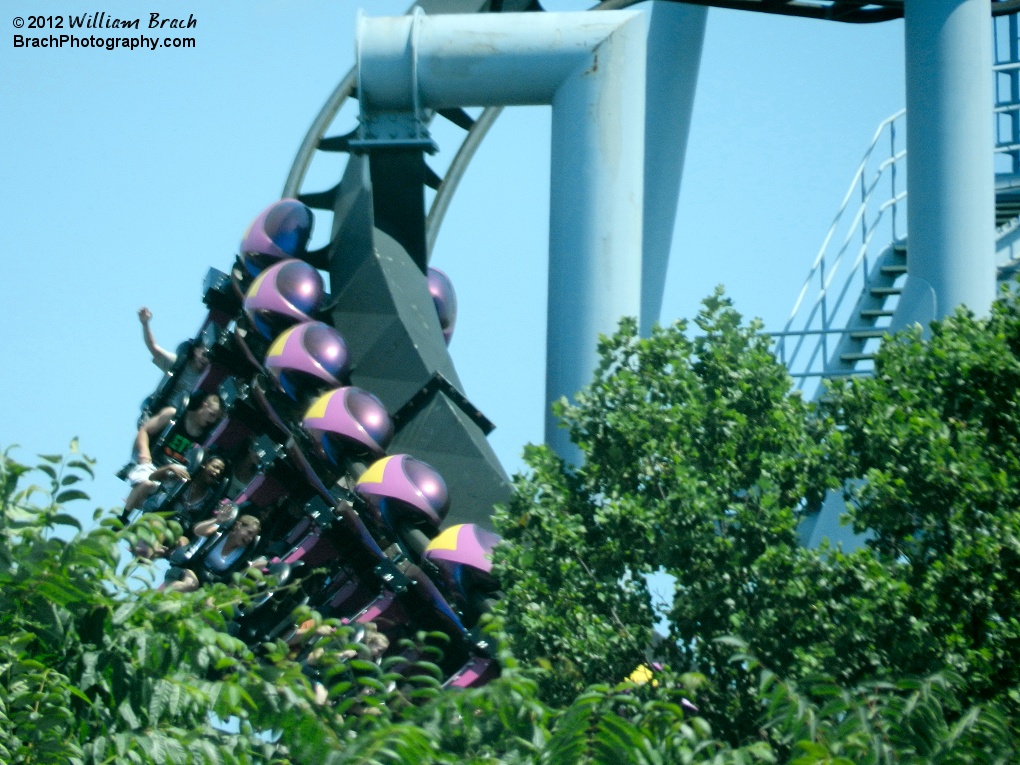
[758,665,1015,764]
[495,292,838,728]
[0,443,474,764]
[493,287,1020,753]
[11,444,1004,765]
[0,444,314,764]
[7,285,1020,763]
[823,298,1020,710]
[0,443,757,765]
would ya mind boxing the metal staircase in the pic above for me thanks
[826,243,906,371]
[776,12,1020,395]
[774,110,907,391]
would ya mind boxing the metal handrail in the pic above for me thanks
[778,13,1020,391]
[777,109,906,382]
[783,110,905,322]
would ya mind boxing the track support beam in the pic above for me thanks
[357,2,705,461]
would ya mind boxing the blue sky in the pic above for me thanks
[0,1,905,525]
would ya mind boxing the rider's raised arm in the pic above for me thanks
[138,307,177,371]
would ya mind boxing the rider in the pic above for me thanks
[165,505,262,593]
[123,392,223,515]
[167,453,230,538]
[129,453,229,559]
[137,306,210,411]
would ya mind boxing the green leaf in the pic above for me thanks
[50,513,82,530]
[55,489,90,504]
[67,460,95,478]
[118,699,141,730]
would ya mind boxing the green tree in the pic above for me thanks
[7,285,1020,763]
[0,443,406,764]
[0,444,771,765]
[822,296,1020,713]
[493,287,1020,750]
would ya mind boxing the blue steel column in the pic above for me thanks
[545,14,648,464]
[355,6,706,465]
[895,0,995,328]
[545,2,707,461]
[640,1,707,335]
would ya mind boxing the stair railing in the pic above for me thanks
[773,109,907,390]
[775,12,1020,394]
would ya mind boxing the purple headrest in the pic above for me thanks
[427,267,457,346]
[303,386,394,462]
[264,321,348,400]
[356,454,450,528]
[240,199,314,277]
[243,259,325,340]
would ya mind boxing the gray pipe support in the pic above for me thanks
[357,4,705,462]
